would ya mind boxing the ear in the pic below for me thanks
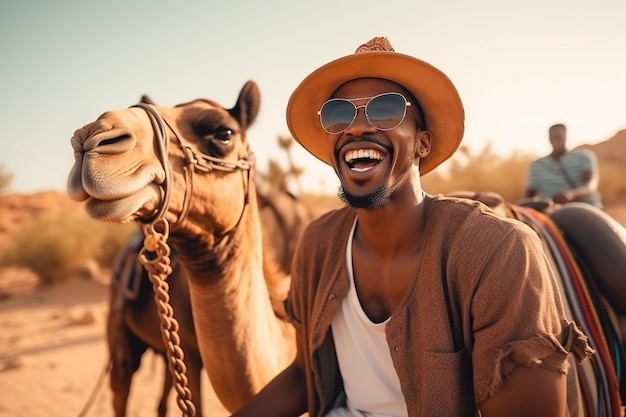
[414,131,432,161]
[231,81,261,130]
[139,94,156,105]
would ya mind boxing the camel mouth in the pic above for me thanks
[67,149,167,223]
[84,184,162,223]
[81,171,162,202]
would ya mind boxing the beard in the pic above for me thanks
[336,153,417,209]
[337,183,392,209]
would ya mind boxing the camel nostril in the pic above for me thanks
[99,134,131,147]
[83,131,135,154]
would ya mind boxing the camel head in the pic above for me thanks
[67,81,261,237]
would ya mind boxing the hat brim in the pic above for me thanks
[286,51,464,174]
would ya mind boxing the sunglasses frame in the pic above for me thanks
[317,92,412,134]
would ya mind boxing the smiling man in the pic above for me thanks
[230,37,593,417]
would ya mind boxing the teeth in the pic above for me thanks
[344,149,384,163]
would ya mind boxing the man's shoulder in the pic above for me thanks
[430,194,510,222]
[566,148,595,161]
[429,195,534,242]
[530,154,553,166]
[428,196,543,286]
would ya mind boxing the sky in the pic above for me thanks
[1,0,624,195]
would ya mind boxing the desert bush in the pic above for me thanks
[419,143,625,205]
[422,144,535,203]
[0,211,136,285]
[0,165,12,194]
[598,162,626,205]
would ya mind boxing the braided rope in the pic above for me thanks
[128,102,254,417]
[139,219,196,417]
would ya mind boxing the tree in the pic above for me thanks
[264,159,289,191]
[259,136,305,195]
[0,165,12,193]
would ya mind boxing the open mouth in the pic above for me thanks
[344,148,385,172]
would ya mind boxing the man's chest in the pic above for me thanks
[351,249,422,323]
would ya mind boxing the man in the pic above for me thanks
[525,123,603,208]
[231,37,593,417]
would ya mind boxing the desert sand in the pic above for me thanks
[0,268,228,417]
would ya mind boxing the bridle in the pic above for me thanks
[130,102,255,233]
[126,102,255,417]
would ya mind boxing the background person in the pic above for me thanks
[525,123,603,208]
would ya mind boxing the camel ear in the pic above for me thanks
[139,94,156,105]
[231,81,260,130]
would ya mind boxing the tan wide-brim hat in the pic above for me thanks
[286,37,465,174]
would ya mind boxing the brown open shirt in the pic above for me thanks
[285,195,593,417]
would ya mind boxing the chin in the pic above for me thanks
[338,184,392,209]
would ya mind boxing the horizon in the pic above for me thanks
[1,1,624,195]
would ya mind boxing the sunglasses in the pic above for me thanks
[317,92,412,134]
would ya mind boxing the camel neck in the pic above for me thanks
[167,202,296,412]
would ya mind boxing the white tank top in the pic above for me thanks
[331,220,408,417]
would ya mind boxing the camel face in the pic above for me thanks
[67,82,261,231]
[67,107,167,222]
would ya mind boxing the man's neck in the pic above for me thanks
[550,149,567,160]
[354,186,427,260]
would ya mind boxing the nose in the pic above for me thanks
[71,116,137,156]
[343,107,377,136]
[83,130,135,155]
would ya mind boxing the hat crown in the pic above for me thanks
[355,37,395,53]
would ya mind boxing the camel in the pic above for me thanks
[68,81,302,413]
[107,180,311,417]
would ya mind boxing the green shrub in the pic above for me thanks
[0,211,136,285]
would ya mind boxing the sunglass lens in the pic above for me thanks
[367,93,407,130]
[320,100,356,134]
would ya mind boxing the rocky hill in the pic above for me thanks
[578,129,626,165]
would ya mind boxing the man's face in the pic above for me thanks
[325,78,425,208]
[549,127,566,153]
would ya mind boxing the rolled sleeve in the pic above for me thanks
[469,226,594,404]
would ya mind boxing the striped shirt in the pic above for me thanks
[526,149,602,208]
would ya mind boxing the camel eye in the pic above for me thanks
[213,127,233,143]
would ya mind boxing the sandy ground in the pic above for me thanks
[0,269,228,417]
[0,204,624,417]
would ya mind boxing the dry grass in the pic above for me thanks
[598,162,626,204]
[421,144,626,205]
[0,211,135,285]
[422,145,533,203]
